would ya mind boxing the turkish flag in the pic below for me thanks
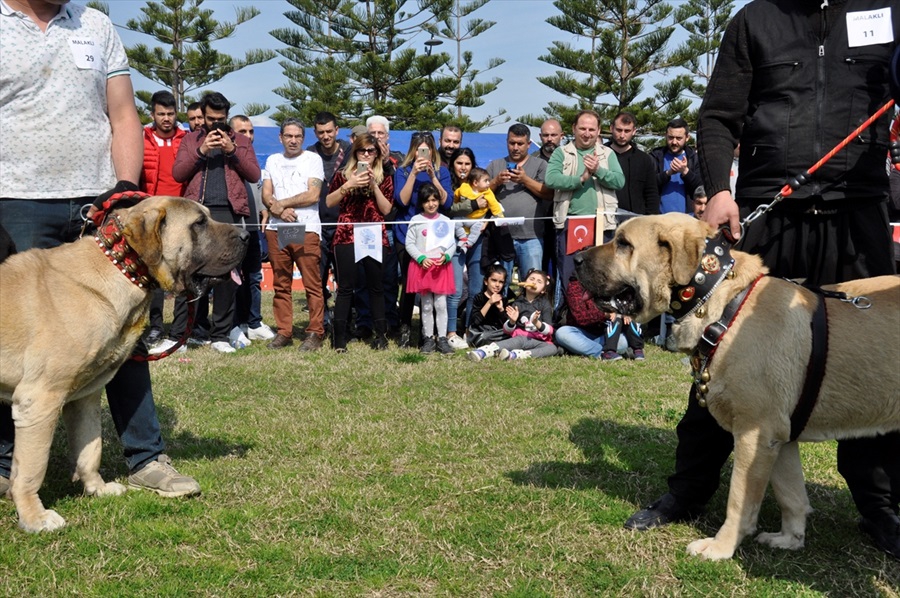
[566,216,595,255]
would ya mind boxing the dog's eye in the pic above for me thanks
[616,237,632,251]
[192,216,207,230]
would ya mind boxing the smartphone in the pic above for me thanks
[506,162,517,171]
[417,147,430,159]
[357,162,369,174]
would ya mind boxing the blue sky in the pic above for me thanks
[93,0,748,132]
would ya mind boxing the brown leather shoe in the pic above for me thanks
[267,333,293,349]
[298,332,324,352]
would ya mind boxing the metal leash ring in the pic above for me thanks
[849,295,872,309]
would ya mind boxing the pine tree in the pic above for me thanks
[90,0,275,115]
[423,0,507,130]
[525,0,699,134]
[271,0,490,131]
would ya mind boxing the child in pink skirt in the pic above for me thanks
[405,183,467,354]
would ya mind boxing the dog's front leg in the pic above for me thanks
[10,387,67,532]
[756,441,810,551]
[687,427,779,560]
[63,393,127,498]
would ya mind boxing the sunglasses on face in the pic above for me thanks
[357,147,377,155]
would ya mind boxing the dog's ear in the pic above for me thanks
[658,220,712,286]
[122,203,166,268]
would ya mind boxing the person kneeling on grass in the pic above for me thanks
[467,268,559,361]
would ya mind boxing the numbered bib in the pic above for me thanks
[68,38,103,71]
[846,7,893,48]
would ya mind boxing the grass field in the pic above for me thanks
[1,297,897,596]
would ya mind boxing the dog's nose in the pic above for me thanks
[237,229,250,244]
[573,253,584,267]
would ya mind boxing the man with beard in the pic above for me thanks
[186,101,204,132]
[531,119,564,163]
[307,112,351,335]
[140,90,187,352]
[486,123,553,280]
[649,117,702,214]
[606,111,659,216]
[438,125,462,166]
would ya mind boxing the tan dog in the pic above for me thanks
[0,196,247,532]
[575,213,900,560]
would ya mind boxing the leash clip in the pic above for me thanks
[847,295,872,309]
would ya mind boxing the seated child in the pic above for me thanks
[466,263,508,348]
[467,268,558,361]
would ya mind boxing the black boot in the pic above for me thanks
[371,320,388,350]
[332,320,348,353]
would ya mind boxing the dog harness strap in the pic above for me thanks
[789,295,828,441]
[691,274,765,405]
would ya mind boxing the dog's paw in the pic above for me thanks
[686,537,735,560]
[756,531,804,550]
[19,509,66,533]
[93,481,127,497]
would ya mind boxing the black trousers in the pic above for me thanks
[667,199,899,519]
[333,243,386,326]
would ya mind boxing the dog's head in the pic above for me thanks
[574,213,715,322]
[118,196,249,295]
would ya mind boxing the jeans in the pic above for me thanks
[464,236,484,328]
[0,198,165,476]
[446,250,465,335]
[234,229,263,329]
[513,237,544,278]
[554,325,606,358]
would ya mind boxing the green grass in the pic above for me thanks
[1,294,897,596]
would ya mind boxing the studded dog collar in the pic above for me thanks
[94,214,156,290]
[669,232,735,322]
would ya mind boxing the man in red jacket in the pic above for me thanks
[141,90,187,351]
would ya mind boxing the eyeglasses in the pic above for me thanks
[411,131,433,141]
[357,147,377,155]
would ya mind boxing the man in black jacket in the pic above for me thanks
[648,117,702,214]
[626,0,899,560]
[606,111,660,215]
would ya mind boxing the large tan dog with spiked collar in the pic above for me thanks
[0,196,247,532]
[574,212,900,560]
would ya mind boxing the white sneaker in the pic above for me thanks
[247,323,276,341]
[447,335,468,350]
[210,341,236,354]
[229,326,252,349]
[148,338,185,355]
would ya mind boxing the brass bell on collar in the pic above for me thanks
[700,370,711,383]
[698,383,709,396]
[697,396,708,408]
[726,269,736,279]
[695,306,706,318]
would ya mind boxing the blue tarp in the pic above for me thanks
[250,128,519,170]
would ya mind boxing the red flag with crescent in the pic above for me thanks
[566,216,595,255]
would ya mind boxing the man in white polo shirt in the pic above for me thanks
[0,0,200,499]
